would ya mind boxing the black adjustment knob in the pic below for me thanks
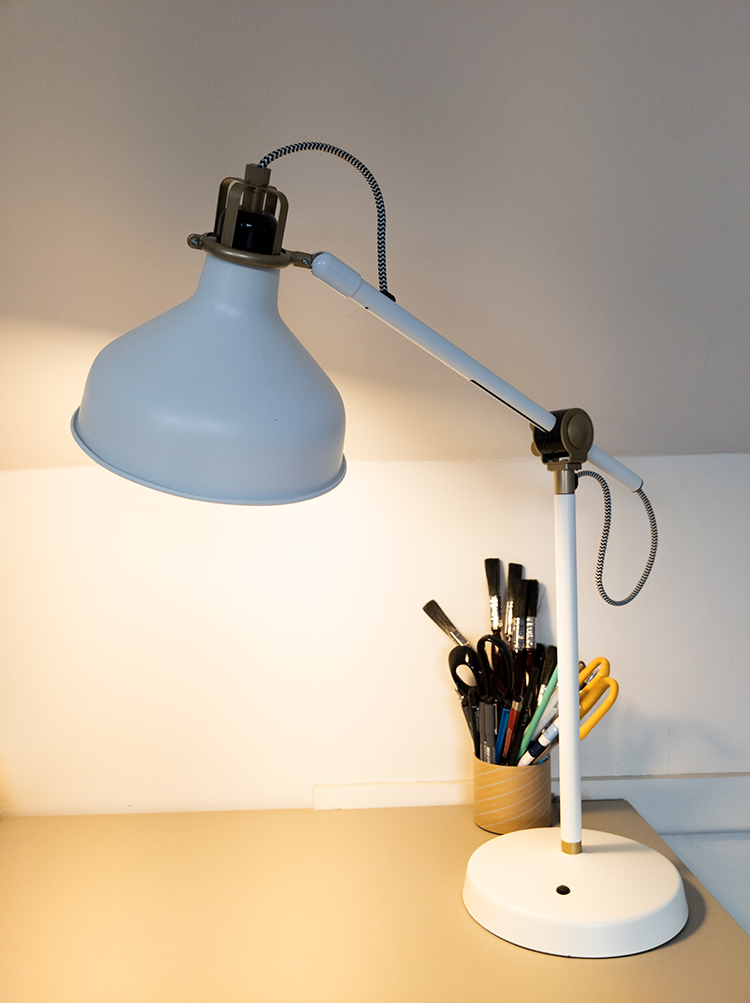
[531,408,594,464]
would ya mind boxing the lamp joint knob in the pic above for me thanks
[530,408,594,465]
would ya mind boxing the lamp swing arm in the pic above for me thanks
[309,252,643,493]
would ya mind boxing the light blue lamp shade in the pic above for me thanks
[71,254,347,504]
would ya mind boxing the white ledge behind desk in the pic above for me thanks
[313,775,750,834]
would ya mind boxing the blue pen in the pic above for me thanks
[495,705,510,760]
[518,720,559,766]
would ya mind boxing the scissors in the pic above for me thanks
[519,657,619,765]
[476,633,514,700]
[477,633,516,761]
[578,658,618,738]
[447,645,484,758]
[448,643,491,698]
[448,636,512,762]
[479,634,529,764]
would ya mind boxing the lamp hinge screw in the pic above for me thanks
[289,250,316,269]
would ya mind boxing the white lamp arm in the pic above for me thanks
[308,252,688,950]
[310,252,643,492]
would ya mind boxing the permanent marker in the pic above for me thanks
[499,579,528,763]
[502,563,523,643]
[478,698,498,763]
[506,580,540,765]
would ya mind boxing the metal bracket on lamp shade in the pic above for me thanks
[187,163,316,271]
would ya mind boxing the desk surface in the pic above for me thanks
[0,800,748,1002]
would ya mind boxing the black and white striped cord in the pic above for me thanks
[258,142,392,298]
[577,469,658,606]
[256,149,658,607]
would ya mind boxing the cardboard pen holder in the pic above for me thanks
[472,757,552,834]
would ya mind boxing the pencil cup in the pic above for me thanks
[472,757,552,834]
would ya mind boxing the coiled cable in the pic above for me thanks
[258,142,391,297]
[257,146,656,609]
[577,469,658,606]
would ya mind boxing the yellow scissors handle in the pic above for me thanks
[579,656,610,687]
[579,675,619,738]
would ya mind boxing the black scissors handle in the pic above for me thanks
[448,644,495,699]
[477,633,514,700]
[448,645,477,696]
[447,645,481,756]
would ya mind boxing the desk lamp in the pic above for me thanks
[72,145,688,957]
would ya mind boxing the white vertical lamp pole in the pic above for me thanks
[555,477,583,854]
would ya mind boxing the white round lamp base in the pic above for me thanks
[463,827,688,957]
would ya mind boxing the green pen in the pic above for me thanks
[517,666,558,761]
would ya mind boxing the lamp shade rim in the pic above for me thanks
[71,409,347,505]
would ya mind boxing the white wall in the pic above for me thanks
[1,453,747,816]
[1,0,748,462]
